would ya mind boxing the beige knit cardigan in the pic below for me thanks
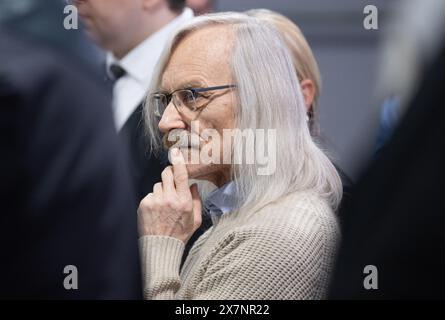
[139,190,340,300]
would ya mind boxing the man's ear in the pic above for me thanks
[300,79,315,113]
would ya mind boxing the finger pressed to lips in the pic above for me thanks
[161,166,175,194]
[170,148,190,194]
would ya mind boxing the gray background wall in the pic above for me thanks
[214,0,400,179]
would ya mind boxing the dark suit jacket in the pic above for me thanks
[0,3,142,298]
[118,104,164,202]
[329,40,445,299]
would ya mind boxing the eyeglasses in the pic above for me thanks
[151,84,236,119]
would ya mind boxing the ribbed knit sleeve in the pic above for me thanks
[139,235,184,300]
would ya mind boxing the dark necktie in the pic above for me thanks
[110,64,126,80]
[105,63,126,84]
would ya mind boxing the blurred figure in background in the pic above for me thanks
[0,0,141,298]
[246,9,321,136]
[247,9,353,211]
[375,0,445,154]
[375,95,401,153]
[74,0,194,201]
[186,0,213,15]
[329,0,445,299]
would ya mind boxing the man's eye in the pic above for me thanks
[189,91,199,99]
[192,91,209,101]
[183,91,195,102]
[183,90,201,99]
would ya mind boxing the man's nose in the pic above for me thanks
[158,103,186,133]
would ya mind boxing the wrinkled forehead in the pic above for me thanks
[160,25,235,91]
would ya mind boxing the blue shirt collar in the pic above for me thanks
[203,181,239,217]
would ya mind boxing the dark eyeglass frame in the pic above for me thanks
[152,84,237,118]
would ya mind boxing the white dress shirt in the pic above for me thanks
[203,181,239,217]
[106,8,194,131]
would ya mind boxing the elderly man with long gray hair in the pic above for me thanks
[137,12,342,300]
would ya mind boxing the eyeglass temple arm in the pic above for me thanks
[193,85,237,93]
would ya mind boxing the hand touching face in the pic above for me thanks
[137,148,202,244]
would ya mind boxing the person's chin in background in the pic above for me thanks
[186,0,213,15]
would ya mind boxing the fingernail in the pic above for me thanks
[170,147,182,165]
[171,147,179,157]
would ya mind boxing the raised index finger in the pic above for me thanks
[170,148,190,195]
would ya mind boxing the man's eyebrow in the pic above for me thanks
[159,79,208,93]
[178,80,207,89]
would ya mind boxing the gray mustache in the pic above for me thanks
[162,129,202,150]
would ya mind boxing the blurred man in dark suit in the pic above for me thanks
[330,42,445,299]
[329,0,445,299]
[75,0,194,201]
[0,0,141,299]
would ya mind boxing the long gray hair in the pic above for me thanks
[144,12,342,212]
